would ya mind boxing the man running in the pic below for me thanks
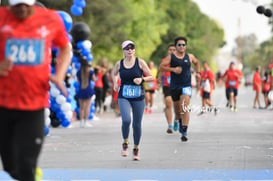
[159,36,200,142]
[221,62,243,112]
[157,44,176,133]
[199,61,217,115]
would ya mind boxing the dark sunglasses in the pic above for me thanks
[123,45,135,50]
[177,43,186,47]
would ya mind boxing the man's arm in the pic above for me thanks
[159,55,181,74]
[189,53,201,89]
[159,55,172,72]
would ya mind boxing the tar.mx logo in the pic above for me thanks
[181,101,220,114]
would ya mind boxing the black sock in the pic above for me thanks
[182,126,188,134]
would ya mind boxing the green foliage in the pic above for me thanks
[5,0,225,66]
[244,38,273,70]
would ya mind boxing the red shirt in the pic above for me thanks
[200,69,214,95]
[161,57,171,87]
[0,7,69,110]
[252,71,261,91]
[95,72,104,88]
[222,69,242,89]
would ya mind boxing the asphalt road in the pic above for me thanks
[1,86,273,181]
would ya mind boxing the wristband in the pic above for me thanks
[141,77,145,83]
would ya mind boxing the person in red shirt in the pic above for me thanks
[221,62,243,112]
[262,71,271,108]
[252,66,262,108]
[111,76,121,116]
[268,61,273,91]
[157,44,176,133]
[199,61,217,115]
[0,1,71,181]
[94,65,106,114]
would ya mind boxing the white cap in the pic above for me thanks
[9,0,35,6]
[121,40,135,49]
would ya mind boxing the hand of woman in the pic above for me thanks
[113,82,119,92]
[133,77,143,85]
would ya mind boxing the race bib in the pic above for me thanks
[5,38,45,65]
[166,76,171,85]
[228,80,236,86]
[122,85,141,98]
[182,86,192,97]
[148,82,155,88]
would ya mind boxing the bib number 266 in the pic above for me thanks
[5,38,45,65]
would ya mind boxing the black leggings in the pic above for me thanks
[0,107,44,181]
[95,87,104,110]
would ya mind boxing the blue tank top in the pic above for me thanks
[118,58,144,100]
[170,53,191,89]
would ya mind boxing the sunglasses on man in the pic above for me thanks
[177,43,186,47]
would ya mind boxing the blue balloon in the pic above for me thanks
[76,40,91,52]
[66,97,72,103]
[44,126,50,136]
[72,55,79,63]
[51,102,59,112]
[73,81,80,88]
[76,40,85,50]
[70,5,83,16]
[61,119,70,127]
[58,11,73,32]
[75,107,80,114]
[86,53,93,61]
[91,104,95,113]
[88,113,94,120]
[67,66,72,74]
[67,33,73,42]
[75,62,81,70]
[73,0,86,8]
[52,47,59,57]
[56,110,65,120]
[51,66,55,74]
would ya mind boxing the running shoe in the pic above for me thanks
[230,106,234,112]
[166,128,173,134]
[173,120,179,131]
[132,148,140,161]
[214,107,219,115]
[181,136,188,142]
[197,110,204,116]
[121,142,129,157]
[144,108,148,114]
[35,167,43,181]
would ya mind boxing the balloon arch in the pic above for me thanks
[44,0,96,136]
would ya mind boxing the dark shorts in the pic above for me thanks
[77,86,94,99]
[163,86,172,98]
[171,86,192,101]
[227,87,238,97]
[145,90,155,94]
[202,91,210,99]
